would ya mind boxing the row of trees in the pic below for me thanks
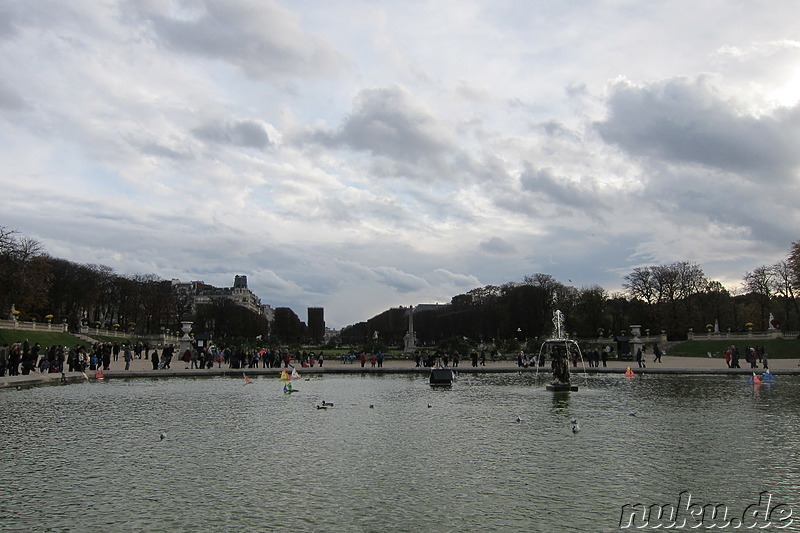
[342,245,800,348]
[4,225,799,349]
[0,227,304,344]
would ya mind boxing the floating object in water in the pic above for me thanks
[515,416,522,423]
[570,418,577,424]
[316,405,327,410]
[159,433,167,441]
[369,404,374,409]
[427,403,432,408]
[243,374,252,385]
[749,373,762,384]
[624,367,635,376]
[283,383,298,393]
[762,372,776,381]
[430,368,455,386]
[628,411,637,417]
[321,400,334,407]
[571,422,581,433]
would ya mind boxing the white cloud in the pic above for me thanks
[1,0,798,327]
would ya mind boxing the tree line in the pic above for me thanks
[342,245,800,349]
[0,226,303,344]
[3,226,798,349]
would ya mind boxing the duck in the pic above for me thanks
[321,400,334,407]
[571,422,581,433]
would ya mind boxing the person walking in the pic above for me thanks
[653,345,662,363]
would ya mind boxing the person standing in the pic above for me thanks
[0,343,8,377]
[123,344,133,370]
[635,347,645,368]
[731,345,740,368]
[151,349,159,370]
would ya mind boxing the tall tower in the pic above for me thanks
[308,307,325,345]
[233,275,248,289]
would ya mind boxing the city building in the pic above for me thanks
[308,307,325,344]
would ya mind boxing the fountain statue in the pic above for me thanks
[540,310,580,392]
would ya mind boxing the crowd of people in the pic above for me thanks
[723,345,769,370]
[0,337,778,378]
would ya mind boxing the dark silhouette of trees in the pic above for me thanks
[3,225,799,346]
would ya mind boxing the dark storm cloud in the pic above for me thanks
[138,0,342,79]
[596,77,800,181]
[310,86,452,167]
[193,119,270,149]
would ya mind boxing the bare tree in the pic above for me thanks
[743,266,773,328]
[770,260,799,329]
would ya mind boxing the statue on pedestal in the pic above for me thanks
[403,306,416,353]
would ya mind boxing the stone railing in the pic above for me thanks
[687,330,798,341]
[78,326,181,344]
[0,319,68,333]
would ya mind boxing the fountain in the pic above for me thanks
[539,310,582,391]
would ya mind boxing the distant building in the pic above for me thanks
[308,307,325,344]
[173,275,273,319]
[413,303,450,313]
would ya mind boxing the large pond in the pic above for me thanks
[1,372,799,532]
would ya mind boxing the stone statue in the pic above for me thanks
[550,344,571,386]
[403,306,416,353]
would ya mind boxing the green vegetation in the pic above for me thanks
[667,338,800,359]
[0,330,88,348]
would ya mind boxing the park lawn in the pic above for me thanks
[0,329,89,349]
[668,338,800,358]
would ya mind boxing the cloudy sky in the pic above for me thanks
[1,1,799,328]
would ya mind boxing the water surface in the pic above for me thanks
[1,373,799,532]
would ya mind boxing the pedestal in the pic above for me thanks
[179,321,194,355]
